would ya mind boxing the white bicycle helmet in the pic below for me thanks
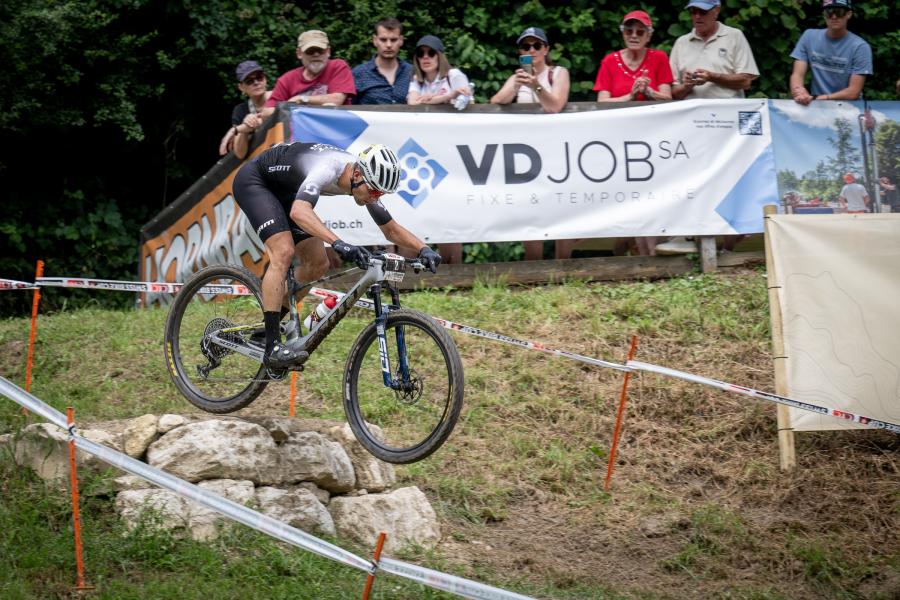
[357,144,401,194]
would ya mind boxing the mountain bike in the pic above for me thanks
[163,252,464,464]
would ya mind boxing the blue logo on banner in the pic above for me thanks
[396,139,448,208]
[291,107,368,148]
[715,146,779,233]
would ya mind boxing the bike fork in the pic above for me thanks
[372,285,411,389]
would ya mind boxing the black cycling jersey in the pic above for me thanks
[233,141,393,244]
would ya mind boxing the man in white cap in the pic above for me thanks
[669,0,759,100]
[789,0,872,104]
[263,29,356,115]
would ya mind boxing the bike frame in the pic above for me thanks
[206,256,416,390]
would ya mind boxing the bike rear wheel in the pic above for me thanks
[343,309,464,464]
[164,264,269,413]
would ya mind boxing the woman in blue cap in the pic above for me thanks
[219,60,272,159]
[490,26,570,114]
[407,35,472,105]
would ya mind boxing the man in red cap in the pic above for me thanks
[839,173,870,213]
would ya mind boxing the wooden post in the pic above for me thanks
[605,336,639,491]
[763,205,796,470]
[699,236,717,273]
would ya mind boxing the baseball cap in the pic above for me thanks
[235,60,263,83]
[516,27,548,44]
[622,10,652,27]
[685,0,720,10]
[823,0,852,8]
[415,35,445,53]
[297,30,329,52]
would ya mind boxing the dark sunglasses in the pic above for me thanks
[415,48,438,58]
[620,27,649,36]
[302,47,326,56]
[824,7,848,17]
[518,41,545,51]
[351,176,385,198]
[242,73,265,84]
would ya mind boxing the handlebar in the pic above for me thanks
[367,251,425,273]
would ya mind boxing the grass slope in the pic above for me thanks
[1,270,898,599]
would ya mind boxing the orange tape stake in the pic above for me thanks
[361,531,387,600]
[66,408,92,592]
[22,260,44,414]
[605,335,639,491]
[289,372,298,417]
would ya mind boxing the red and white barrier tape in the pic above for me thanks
[5,274,898,435]
[627,360,900,434]
[0,278,37,290]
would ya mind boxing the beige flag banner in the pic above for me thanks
[767,214,900,431]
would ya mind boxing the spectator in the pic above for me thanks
[878,176,898,212]
[490,27,570,114]
[789,0,872,105]
[491,26,572,260]
[262,29,356,117]
[669,0,759,100]
[595,10,671,257]
[839,173,870,213]
[407,35,471,105]
[595,10,673,103]
[406,34,471,265]
[219,60,272,159]
[352,18,412,105]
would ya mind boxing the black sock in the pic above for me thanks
[264,311,281,355]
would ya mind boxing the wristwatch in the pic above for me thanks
[298,95,310,104]
[535,85,544,93]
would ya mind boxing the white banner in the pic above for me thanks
[291,100,778,245]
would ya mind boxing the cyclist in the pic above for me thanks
[232,141,442,368]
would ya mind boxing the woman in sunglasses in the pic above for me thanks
[220,60,272,159]
[407,35,472,105]
[594,10,673,103]
[490,26,570,114]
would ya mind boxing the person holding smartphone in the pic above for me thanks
[490,26,570,115]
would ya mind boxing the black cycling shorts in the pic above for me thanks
[233,162,312,245]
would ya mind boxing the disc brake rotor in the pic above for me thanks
[394,369,424,405]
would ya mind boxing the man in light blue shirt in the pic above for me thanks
[789,0,871,104]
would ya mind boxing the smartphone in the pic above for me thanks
[518,54,533,75]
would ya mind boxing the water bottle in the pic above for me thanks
[453,83,475,111]
[303,294,338,332]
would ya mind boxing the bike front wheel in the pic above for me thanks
[164,264,269,413]
[343,309,464,464]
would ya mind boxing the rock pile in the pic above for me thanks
[7,415,440,553]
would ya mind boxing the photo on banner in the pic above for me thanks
[769,99,875,214]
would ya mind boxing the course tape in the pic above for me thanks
[8,274,898,434]
[0,278,37,290]
[0,376,535,600]
[308,287,632,373]
[627,360,900,434]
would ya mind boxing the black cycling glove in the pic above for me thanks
[418,246,442,274]
[332,239,371,270]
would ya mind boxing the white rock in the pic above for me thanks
[278,431,355,492]
[298,481,331,505]
[146,420,279,483]
[14,423,120,484]
[330,487,440,553]
[157,414,187,433]
[255,486,335,536]
[123,414,158,458]
[115,488,189,533]
[329,424,396,492]
[188,479,256,541]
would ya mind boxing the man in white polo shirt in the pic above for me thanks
[669,0,759,100]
